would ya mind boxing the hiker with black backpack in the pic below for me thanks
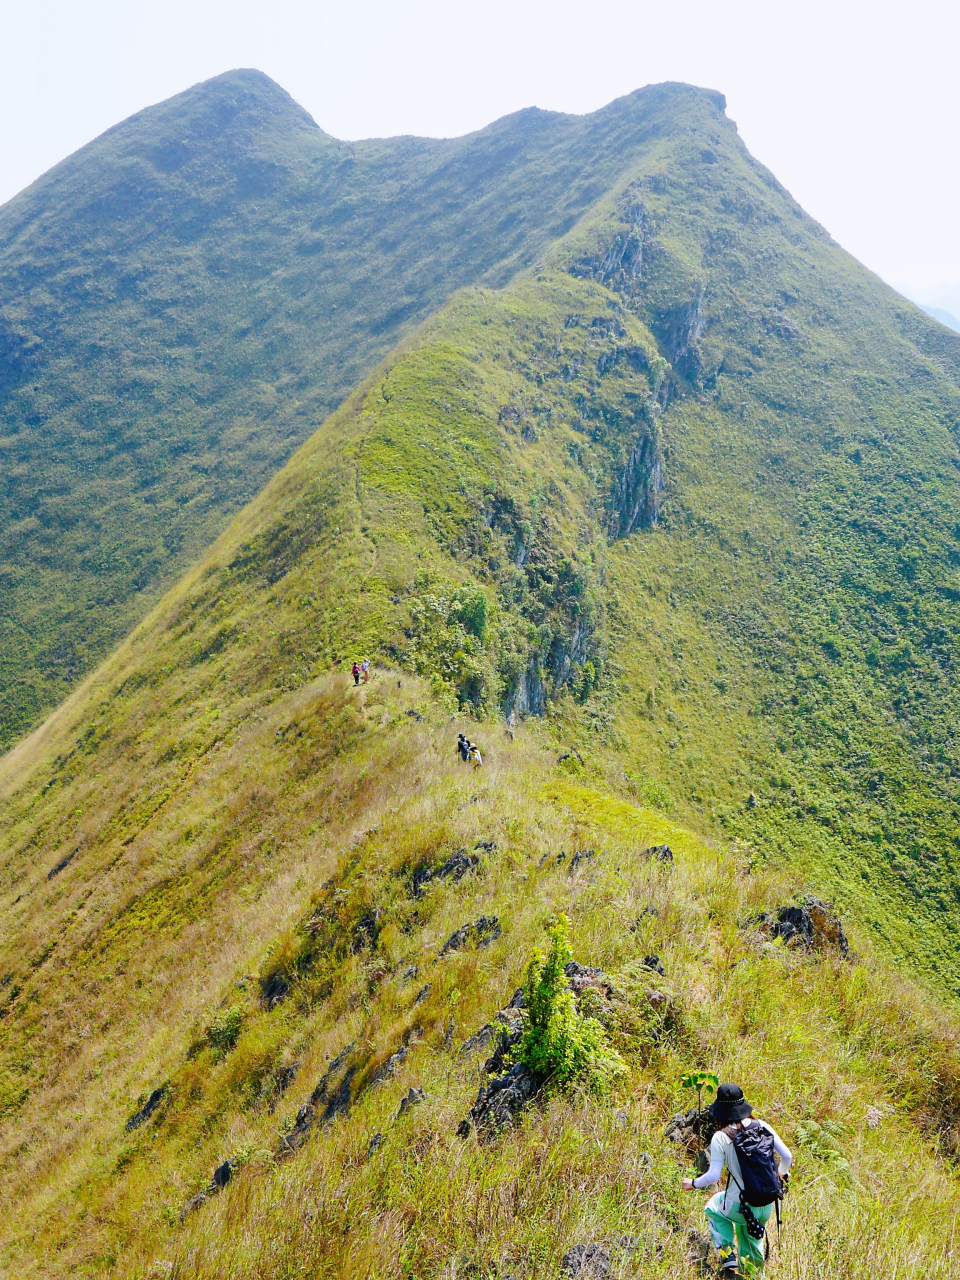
[681,1082,792,1275]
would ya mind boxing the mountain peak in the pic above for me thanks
[4,68,960,1277]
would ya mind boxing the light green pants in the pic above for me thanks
[704,1192,774,1271]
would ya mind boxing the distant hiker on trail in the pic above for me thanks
[361,658,371,683]
[468,742,483,769]
[457,733,470,762]
[682,1082,792,1275]
[351,662,361,686]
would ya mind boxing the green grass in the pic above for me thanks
[0,71,723,748]
[2,678,960,1276]
[4,76,960,1275]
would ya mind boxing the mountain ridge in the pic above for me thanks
[0,69,731,749]
[3,73,960,1277]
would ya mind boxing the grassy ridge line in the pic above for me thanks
[0,266,655,1124]
[4,244,960,1189]
[9,689,957,1278]
[540,146,960,987]
[0,69,723,747]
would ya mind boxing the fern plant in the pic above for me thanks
[517,914,626,1094]
[796,1118,851,1183]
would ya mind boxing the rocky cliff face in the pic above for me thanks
[608,413,664,539]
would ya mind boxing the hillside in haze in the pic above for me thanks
[0,67,694,749]
[919,304,960,333]
[3,75,960,1278]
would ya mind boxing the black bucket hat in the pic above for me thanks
[708,1082,753,1124]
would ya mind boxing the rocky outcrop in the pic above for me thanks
[261,972,290,1009]
[657,289,706,384]
[753,896,850,957]
[125,1086,166,1131]
[503,657,548,721]
[438,915,502,957]
[276,1040,363,1157]
[370,1046,407,1086]
[560,1242,611,1278]
[458,1061,544,1139]
[608,419,664,538]
[397,1086,425,1116]
[564,960,609,992]
[569,201,646,287]
[180,1159,233,1221]
[664,1107,717,1161]
[569,848,596,873]
[412,847,479,897]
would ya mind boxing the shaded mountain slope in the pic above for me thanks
[0,70,711,749]
[3,82,960,1276]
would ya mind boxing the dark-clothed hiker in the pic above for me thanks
[352,663,361,686]
[682,1083,792,1274]
[457,733,470,762]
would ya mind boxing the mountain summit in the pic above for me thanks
[0,69,726,749]
[2,73,960,1277]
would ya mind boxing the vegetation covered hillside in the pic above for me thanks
[3,80,960,1277]
[0,70,706,748]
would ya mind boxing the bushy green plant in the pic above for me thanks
[406,588,499,712]
[207,1005,246,1059]
[517,914,626,1093]
[679,1069,719,1114]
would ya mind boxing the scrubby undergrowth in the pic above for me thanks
[0,675,959,1276]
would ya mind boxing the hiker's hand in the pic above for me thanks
[682,1178,695,1191]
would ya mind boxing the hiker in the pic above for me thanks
[351,662,361,686]
[456,733,470,762]
[361,658,371,683]
[468,741,483,769]
[681,1082,792,1274]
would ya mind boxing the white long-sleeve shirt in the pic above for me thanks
[693,1118,793,1212]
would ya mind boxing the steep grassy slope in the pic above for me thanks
[4,84,960,1276]
[5,688,960,1279]
[0,70,707,748]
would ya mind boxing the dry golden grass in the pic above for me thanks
[3,672,958,1276]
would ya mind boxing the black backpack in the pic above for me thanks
[725,1122,783,1207]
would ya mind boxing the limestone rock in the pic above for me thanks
[438,914,501,957]
[125,1086,166,1131]
[461,1061,543,1139]
[754,896,850,957]
[560,1242,611,1278]
[398,1086,425,1116]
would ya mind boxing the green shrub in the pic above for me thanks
[517,914,626,1094]
[207,1005,246,1058]
[448,586,489,640]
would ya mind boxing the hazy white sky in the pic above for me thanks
[3,0,958,294]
